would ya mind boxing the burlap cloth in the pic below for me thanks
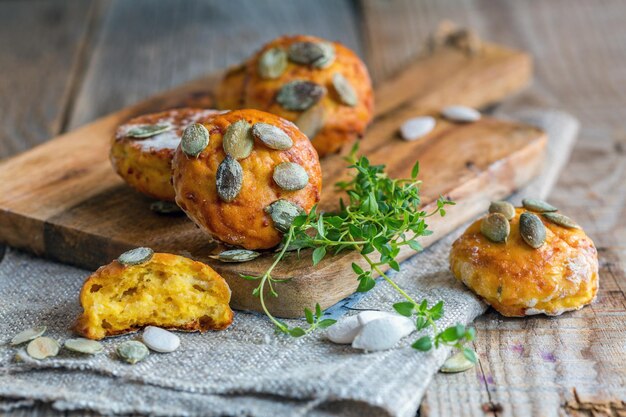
[0,109,578,417]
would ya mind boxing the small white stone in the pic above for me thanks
[441,105,481,122]
[400,116,436,141]
[326,311,392,344]
[351,316,415,351]
[356,310,405,326]
[142,326,180,353]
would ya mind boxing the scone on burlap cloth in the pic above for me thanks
[0,108,578,417]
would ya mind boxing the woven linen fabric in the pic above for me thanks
[0,109,578,417]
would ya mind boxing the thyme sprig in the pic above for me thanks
[242,146,476,359]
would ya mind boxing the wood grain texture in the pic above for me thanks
[0,41,539,318]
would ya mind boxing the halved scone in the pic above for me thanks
[74,251,233,340]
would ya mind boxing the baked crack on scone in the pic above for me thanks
[74,249,233,340]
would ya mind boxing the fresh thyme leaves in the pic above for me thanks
[242,145,476,361]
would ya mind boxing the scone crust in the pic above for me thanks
[216,34,374,157]
[75,252,233,339]
[450,208,599,316]
[172,109,322,250]
[110,108,221,201]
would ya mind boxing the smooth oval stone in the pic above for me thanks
[489,201,516,220]
[210,249,260,263]
[441,105,481,122]
[11,326,47,346]
[276,81,326,111]
[216,155,243,202]
[480,213,510,243]
[251,123,293,150]
[142,326,180,353]
[273,162,309,191]
[522,198,558,213]
[295,104,325,140]
[400,116,436,141]
[332,73,357,107]
[118,247,154,266]
[264,199,304,233]
[440,352,476,373]
[126,124,172,139]
[258,47,287,79]
[26,337,60,360]
[116,340,149,364]
[64,338,104,354]
[543,212,581,229]
[181,123,209,157]
[223,119,254,160]
[351,316,415,351]
[519,212,547,248]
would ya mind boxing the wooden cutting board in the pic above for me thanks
[0,41,544,317]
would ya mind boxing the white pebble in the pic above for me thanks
[400,116,436,141]
[351,315,415,351]
[326,311,392,344]
[142,326,180,353]
[441,105,481,122]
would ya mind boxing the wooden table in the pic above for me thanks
[1,1,625,416]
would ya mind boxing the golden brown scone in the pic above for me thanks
[215,34,374,157]
[110,108,222,201]
[75,250,233,340]
[172,109,322,250]
[450,207,598,317]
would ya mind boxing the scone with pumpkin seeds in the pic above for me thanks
[74,249,233,340]
[110,108,222,201]
[450,206,598,317]
[172,109,322,250]
[215,34,374,157]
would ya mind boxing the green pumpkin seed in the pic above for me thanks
[522,198,557,213]
[288,41,335,68]
[273,162,309,191]
[181,123,209,157]
[258,47,288,79]
[64,338,104,354]
[440,352,476,373]
[519,212,546,248]
[543,212,581,229]
[26,337,60,360]
[480,213,510,243]
[223,120,254,159]
[295,104,325,140]
[265,199,305,233]
[11,326,47,346]
[210,249,260,263]
[251,123,293,150]
[276,80,325,111]
[118,247,154,266]
[488,201,515,220]
[216,155,243,202]
[332,73,358,107]
[126,124,172,139]
[116,340,149,364]
[150,200,183,215]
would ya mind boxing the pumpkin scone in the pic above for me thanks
[215,34,374,157]
[110,108,222,201]
[450,200,599,317]
[74,248,233,340]
[172,109,322,250]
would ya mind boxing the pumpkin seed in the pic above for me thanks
[273,162,309,191]
[288,41,335,68]
[223,119,254,159]
[441,105,481,122]
[519,212,546,248]
[440,352,476,373]
[400,116,436,141]
[489,201,515,220]
[26,337,60,360]
[118,247,154,266]
[332,73,358,107]
[480,213,510,243]
[142,326,180,353]
[543,212,581,229]
[276,80,325,111]
[295,104,325,140]
[126,124,171,139]
[251,123,293,150]
[11,326,47,346]
[116,340,149,364]
[64,338,104,354]
[150,200,183,215]
[181,123,209,157]
[258,47,288,79]
[210,249,260,263]
[522,198,558,213]
[264,199,305,233]
[216,155,243,202]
